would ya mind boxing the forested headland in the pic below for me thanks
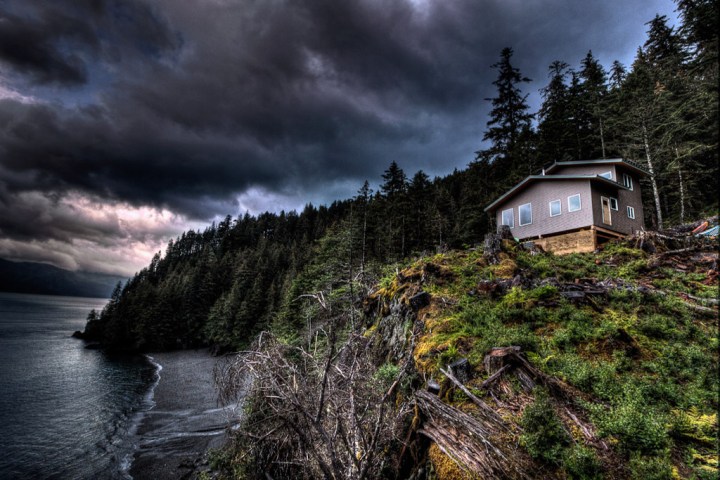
[77,3,719,479]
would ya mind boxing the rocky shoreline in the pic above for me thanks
[128,350,237,480]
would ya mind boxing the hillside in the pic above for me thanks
[0,258,127,298]
[212,229,718,480]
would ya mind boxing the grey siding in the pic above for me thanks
[590,184,630,234]
[551,164,645,233]
[614,166,645,232]
[495,180,594,239]
[552,164,618,179]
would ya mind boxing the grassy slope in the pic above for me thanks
[371,239,718,479]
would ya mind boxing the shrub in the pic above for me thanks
[520,390,569,464]
[549,354,620,400]
[374,363,400,388]
[627,453,673,480]
[596,386,668,455]
[636,313,678,339]
[562,445,602,480]
[617,259,649,279]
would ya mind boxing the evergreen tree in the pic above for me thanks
[609,60,627,90]
[479,47,535,188]
[407,170,432,252]
[611,47,667,229]
[537,61,574,164]
[380,161,408,198]
[355,181,373,277]
[578,51,609,158]
[379,162,409,259]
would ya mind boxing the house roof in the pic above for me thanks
[484,174,629,212]
[545,158,650,176]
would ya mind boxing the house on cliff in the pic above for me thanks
[484,158,648,254]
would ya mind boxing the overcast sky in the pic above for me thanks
[0,0,678,276]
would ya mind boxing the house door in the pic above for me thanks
[601,197,612,226]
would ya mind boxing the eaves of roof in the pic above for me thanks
[484,174,629,212]
[545,158,650,176]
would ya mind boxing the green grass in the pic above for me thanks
[389,241,718,478]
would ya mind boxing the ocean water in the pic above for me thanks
[0,292,157,479]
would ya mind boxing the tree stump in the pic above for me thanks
[483,226,513,264]
[448,358,471,384]
[484,346,521,375]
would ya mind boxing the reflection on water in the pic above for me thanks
[0,292,156,479]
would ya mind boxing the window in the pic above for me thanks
[627,206,636,219]
[568,194,581,212]
[501,208,514,228]
[609,197,618,210]
[599,171,613,180]
[622,173,633,190]
[519,203,532,226]
[549,199,561,217]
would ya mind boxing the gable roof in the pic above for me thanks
[484,174,629,212]
[545,158,649,176]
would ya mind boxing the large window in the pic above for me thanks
[599,171,613,180]
[622,173,633,190]
[627,206,636,219]
[568,194,582,212]
[519,203,532,226]
[549,199,561,217]
[501,208,514,228]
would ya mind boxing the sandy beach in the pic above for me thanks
[129,350,237,480]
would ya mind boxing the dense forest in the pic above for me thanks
[82,1,717,354]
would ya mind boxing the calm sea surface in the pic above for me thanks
[0,292,157,479]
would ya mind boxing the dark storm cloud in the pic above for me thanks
[0,0,676,255]
[0,0,178,85]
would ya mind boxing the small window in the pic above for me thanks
[599,171,613,180]
[519,203,532,226]
[501,208,514,228]
[609,197,618,211]
[627,206,636,219]
[549,199,561,217]
[568,194,582,212]
[622,173,633,190]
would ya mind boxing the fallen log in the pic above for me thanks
[415,389,536,480]
[686,293,719,306]
[439,366,508,431]
[480,364,512,389]
[650,289,718,316]
[483,347,586,403]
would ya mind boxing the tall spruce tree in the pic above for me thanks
[380,161,409,259]
[578,51,609,158]
[537,60,574,164]
[479,47,535,188]
[611,47,667,229]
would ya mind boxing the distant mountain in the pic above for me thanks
[0,258,128,298]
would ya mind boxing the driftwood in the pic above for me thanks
[415,389,535,480]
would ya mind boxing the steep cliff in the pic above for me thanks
[217,232,718,479]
